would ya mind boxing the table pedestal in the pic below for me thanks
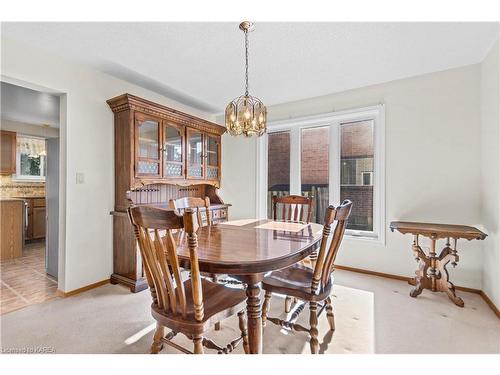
[409,236,464,307]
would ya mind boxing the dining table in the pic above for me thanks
[174,218,324,354]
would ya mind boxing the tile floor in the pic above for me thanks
[0,241,58,315]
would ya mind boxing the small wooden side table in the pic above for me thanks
[390,221,487,307]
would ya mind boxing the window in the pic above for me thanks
[15,135,46,181]
[301,127,329,223]
[267,131,290,218]
[362,172,373,186]
[258,105,385,242]
[340,120,374,232]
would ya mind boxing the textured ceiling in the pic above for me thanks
[2,22,498,114]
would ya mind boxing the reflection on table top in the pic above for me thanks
[173,219,324,274]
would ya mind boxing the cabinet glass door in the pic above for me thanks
[187,129,204,179]
[136,115,161,177]
[206,135,220,180]
[163,123,184,178]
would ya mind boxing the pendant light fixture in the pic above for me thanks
[225,21,267,137]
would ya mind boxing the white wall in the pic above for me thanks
[1,37,214,292]
[221,64,485,289]
[480,39,500,307]
[1,119,59,138]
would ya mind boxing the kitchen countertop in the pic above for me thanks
[13,196,46,199]
[0,198,26,202]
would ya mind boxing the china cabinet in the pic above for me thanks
[107,94,229,292]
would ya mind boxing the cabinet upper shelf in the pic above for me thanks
[107,93,225,190]
[107,93,226,136]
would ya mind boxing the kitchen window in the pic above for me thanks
[15,135,46,181]
[257,105,385,243]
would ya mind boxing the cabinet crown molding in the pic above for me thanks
[107,93,226,136]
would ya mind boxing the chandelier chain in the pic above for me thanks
[245,30,249,96]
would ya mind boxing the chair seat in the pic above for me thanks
[151,278,247,334]
[262,263,332,302]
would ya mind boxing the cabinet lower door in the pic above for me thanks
[32,207,46,239]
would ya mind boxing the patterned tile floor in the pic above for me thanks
[0,241,58,315]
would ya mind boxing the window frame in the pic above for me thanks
[256,104,385,244]
[13,134,46,182]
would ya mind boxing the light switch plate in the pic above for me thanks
[76,172,85,184]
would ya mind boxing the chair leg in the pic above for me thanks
[325,296,335,331]
[238,310,250,354]
[285,296,293,313]
[262,290,272,326]
[193,334,204,354]
[212,273,221,331]
[151,323,165,354]
[309,302,319,354]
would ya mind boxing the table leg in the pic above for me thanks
[409,236,464,307]
[245,281,263,354]
[436,246,464,307]
[410,236,431,298]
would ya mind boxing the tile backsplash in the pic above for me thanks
[0,175,45,198]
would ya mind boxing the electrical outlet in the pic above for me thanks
[76,172,85,184]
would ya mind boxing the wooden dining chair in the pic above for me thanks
[272,195,313,223]
[169,195,225,330]
[128,205,249,354]
[261,200,353,354]
[169,196,211,227]
[272,194,315,313]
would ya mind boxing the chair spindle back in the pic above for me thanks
[311,200,353,293]
[128,205,204,322]
[169,196,211,227]
[272,195,314,223]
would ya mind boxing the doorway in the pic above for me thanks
[0,81,61,314]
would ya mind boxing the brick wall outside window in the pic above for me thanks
[268,131,290,189]
[268,119,375,231]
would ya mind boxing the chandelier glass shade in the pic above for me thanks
[225,94,267,137]
[225,21,267,137]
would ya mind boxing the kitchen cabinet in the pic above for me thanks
[0,130,16,175]
[24,197,46,240]
[0,199,23,260]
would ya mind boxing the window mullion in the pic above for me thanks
[329,121,340,206]
[289,127,301,195]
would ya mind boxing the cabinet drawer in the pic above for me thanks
[211,208,228,222]
[33,198,46,207]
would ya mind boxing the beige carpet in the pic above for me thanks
[0,270,498,354]
[0,282,373,354]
